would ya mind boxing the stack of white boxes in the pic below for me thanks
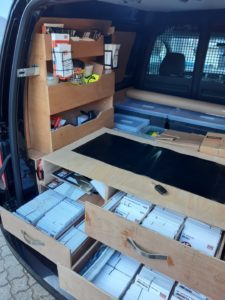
[123,266,175,300]
[82,246,140,299]
[179,218,222,256]
[59,221,87,252]
[15,189,64,224]
[36,199,84,239]
[91,251,140,298]
[114,194,152,223]
[15,189,85,240]
[53,181,86,201]
[171,283,208,300]
[141,206,185,239]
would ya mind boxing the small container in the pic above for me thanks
[114,114,150,133]
[47,73,59,86]
[71,60,85,85]
[84,64,94,78]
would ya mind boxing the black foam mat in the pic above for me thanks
[73,133,225,204]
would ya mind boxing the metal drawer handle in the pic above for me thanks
[127,237,168,261]
[21,231,45,246]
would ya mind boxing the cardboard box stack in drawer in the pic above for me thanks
[105,191,223,256]
[81,245,141,298]
[78,243,209,300]
[124,266,175,300]
[59,221,87,252]
[15,188,85,244]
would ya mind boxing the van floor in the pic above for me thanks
[0,230,55,300]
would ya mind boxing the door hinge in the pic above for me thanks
[17,65,40,78]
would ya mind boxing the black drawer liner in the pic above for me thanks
[73,133,225,204]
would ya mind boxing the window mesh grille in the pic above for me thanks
[148,25,199,76]
[203,33,225,78]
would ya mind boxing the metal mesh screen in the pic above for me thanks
[203,33,225,78]
[148,25,199,76]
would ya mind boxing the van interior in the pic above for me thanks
[2,0,225,299]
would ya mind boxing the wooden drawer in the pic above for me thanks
[51,108,114,151]
[0,195,99,267]
[57,242,115,300]
[48,73,115,115]
[42,128,225,230]
[85,202,225,300]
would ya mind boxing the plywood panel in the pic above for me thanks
[35,17,112,35]
[127,89,225,117]
[51,108,114,150]
[49,73,115,115]
[58,264,113,300]
[44,34,104,61]
[0,207,72,267]
[112,32,136,83]
[27,34,52,154]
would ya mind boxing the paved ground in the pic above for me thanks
[0,230,55,300]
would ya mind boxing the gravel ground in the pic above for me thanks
[0,229,56,300]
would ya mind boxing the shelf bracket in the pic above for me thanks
[17,66,40,78]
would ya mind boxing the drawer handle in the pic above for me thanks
[21,231,45,246]
[127,238,168,261]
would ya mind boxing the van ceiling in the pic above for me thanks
[98,0,225,12]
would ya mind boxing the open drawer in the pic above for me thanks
[42,128,225,230]
[0,193,104,268]
[57,242,114,300]
[85,202,225,300]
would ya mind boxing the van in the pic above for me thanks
[1,1,225,299]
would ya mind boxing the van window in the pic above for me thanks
[148,25,200,77]
[0,0,12,50]
[203,33,225,81]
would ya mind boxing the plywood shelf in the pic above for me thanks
[43,34,104,61]
[48,73,115,115]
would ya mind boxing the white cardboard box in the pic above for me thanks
[124,266,175,300]
[15,189,64,224]
[142,206,185,239]
[36,200,84,238]
[114,194,152,223]
[179,218,222,256]
[172,283,208,300]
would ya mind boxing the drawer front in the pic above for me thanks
[85,203,225,300]
[0,207,72,267]
[51,108,114,151]
[58,264,114,300]
[48,73,115,115]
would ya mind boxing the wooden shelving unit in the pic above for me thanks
[25,18,115,154]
